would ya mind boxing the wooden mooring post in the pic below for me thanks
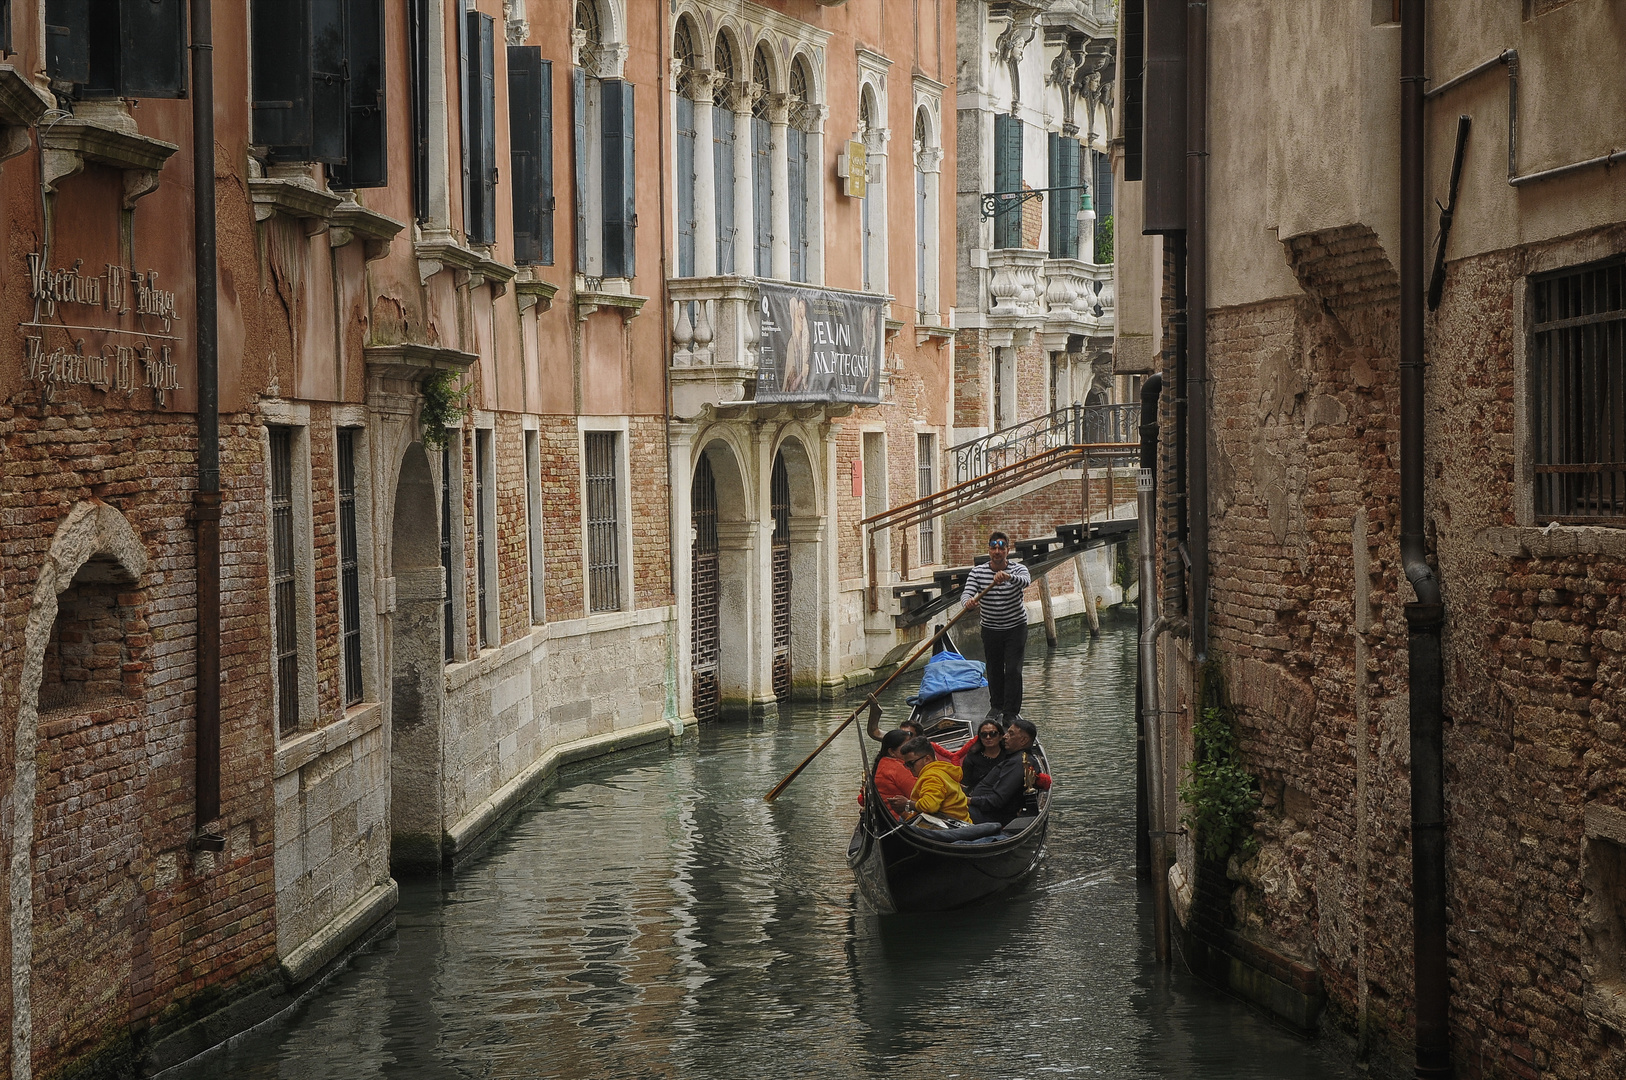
[1038,574,1058,647]
[1074,553,1100,637]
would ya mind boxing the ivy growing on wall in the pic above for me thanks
[1178,703,1260,862]
[419,369,471,451]
[1094,213,1114,265]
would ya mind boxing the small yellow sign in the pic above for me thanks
[843,140,868,199]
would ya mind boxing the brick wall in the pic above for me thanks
[1,400,277,1077]
[1186,222,1626,1078]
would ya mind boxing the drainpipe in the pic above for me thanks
[1401,1,1450,1076]
[189,0,224,846]
[1185,0,1209,662]
[1137,373,1170,963]
[658,0,683,738]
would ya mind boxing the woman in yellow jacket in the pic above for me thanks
[886,736,973,824]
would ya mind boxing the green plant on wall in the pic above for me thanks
[1178,703,1260,862]
[419,369,472,451]
[1094,213,1114,265]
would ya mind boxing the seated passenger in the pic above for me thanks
[898,719,955,762]
[967,717,1041,826]
[861,729,918,812]
[959,719,1006,792]
[886,736,973,824]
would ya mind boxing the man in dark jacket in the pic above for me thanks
[967,717,1040,825]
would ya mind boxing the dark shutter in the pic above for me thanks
[309,0,348,163]
[331,0,387,187]
[466,12,496,245]
[1143,0,1187,232]
[44,0,90,86]
[1,0,11,56]
[119,0,187,98]
[1093,149,1115,221]
[993,112,1023,250]
[409,0,430,220]
[573,65,588,268]
[675,94,695,277]
[601,78,635,279]
[457,5,470,237]
[508,46,541,263]
[1123,0,1144,182]
[251,0,313,155]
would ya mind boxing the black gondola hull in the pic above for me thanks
[847,810,1047,913]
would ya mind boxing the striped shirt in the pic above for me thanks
[963,560,1032,630]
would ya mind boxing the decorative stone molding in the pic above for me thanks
[576,278,648,322]
[514,268,559,313]
[414,233,485,287]
[39,104,179,208]
[468,249,517,297]
[329,197,406,262]
[363,342,478,386]
[249,173,344,231]
[0,66,49,166]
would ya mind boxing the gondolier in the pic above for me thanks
[962,531,1031,723]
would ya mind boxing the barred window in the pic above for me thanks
[474,429,491,648]
[1531,258,1626,524]
[441,442,457,662]
[270,427,300,734]
[918,433,936,561]
[585,431,622,612]
[337,429,363,706]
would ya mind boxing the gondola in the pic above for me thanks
[846,637,1051,914]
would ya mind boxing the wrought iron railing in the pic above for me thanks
[952,403,1138,484]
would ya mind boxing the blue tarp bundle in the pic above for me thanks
[906,649,988,706]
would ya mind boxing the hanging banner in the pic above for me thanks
[754,281,884,406]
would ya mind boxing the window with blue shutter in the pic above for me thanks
[1048,132,1081,259]
[752,114,771,276]
[573,65,590,269]
[251,0,388,176]
[601,79,636,279]
[714,105,736,274]
[46,0,187,99]
[464,11,497,245]
[676,93,696,277]
[993,113,1024,250]
[508,48,554,265]
[1093,149,1115,260]
[787,125,807,282]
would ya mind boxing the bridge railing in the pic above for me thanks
[951,403,1138,484]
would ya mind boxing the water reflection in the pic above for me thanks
[165,616,1356,1079]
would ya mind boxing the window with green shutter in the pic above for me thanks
[993,113,1024,250]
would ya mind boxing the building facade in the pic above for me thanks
[0,0,966,1076]
[1118,2,1626,1076]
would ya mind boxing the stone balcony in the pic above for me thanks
[668,275,761,419]
[985,248,1114,348]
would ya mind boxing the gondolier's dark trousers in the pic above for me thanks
[981,623,1027,718]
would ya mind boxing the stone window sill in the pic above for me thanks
[329,197,405,262]
[0,66,49,164]
[415,234,514,293]
[1479,524,1626,559]
[41,103,179,208]
[515,267,559,313]
[249,173,344,231]
[274,701,382,779]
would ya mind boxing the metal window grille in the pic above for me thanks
[1531,258,1626,523]
[270,428,299,734]
[917,433,935,561]
[770,453,791,702]
[475,430,490,647]
[338,429,364,706]
[994,348,1008,429]
[585,431,622,612]
[441,443,456,661]
[691,456,720,722]
[916,113,928,312]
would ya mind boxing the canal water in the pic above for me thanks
[170,615,1358,1079]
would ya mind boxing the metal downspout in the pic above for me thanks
[1401,1,1451,1076]
[1137,373,1170,964]
[190,0,224,846]
[1186,0,1209,662]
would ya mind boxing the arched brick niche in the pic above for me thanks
[36,555,146,716]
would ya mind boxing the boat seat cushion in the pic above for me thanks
[913,821,1003,842]
[1000,815,1038,836]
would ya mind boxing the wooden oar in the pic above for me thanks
[763,585,988,803]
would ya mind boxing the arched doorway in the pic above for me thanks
[770,451,792,702]
[389,443,445,874]
[691,455,721,722]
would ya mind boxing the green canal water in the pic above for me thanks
[165,615,1359,1079]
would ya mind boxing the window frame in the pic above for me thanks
[265,419,317,737]
[473,425,498,648]
[439,433,469,664]
[580,421,631,616]
[525,427,546,625]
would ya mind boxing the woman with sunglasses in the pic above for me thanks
[959,718,1008,793]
